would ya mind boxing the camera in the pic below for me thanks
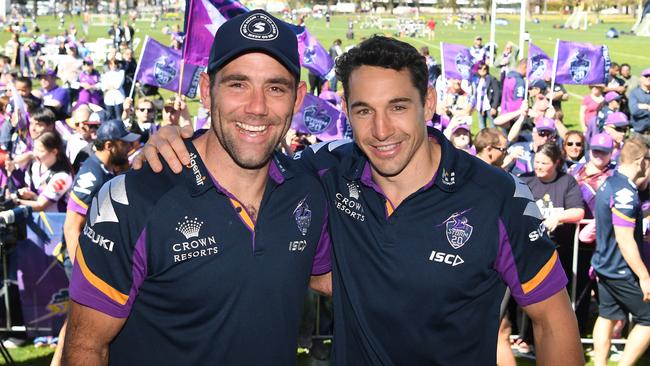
[0,197,31,247]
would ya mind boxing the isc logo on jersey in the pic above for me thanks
[428,250,464,267]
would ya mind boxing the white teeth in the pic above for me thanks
[236,122,268,132]
[376,143,399,152]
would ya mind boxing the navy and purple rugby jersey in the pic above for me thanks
[69,141,331,365]
[295,127,567,365]
[592,171,644,279]
[67,154,113,216]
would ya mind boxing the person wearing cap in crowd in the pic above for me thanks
[508,117,558,176]
[33,69,70,119]
[603,111,630,161]
[528,79,547,100]
[161,96,191,128]
[469,35,486,64]
[75,57,102,109]
[591,136,650,366]
[444,120,474,154]
[65,104,100,174]
[53,118,138,366]
[629,68,650,134]
[570,132,615,220]
[63,10,331,366]
[141,34,584,365]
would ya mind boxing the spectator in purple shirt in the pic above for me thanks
[500,59,527,115]
[35,69,70,120]
[75,57,102,109]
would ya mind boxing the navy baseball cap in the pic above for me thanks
[529,79,547,90]
[207,9,300,79]
[96,119,140,143]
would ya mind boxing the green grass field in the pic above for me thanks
[0,11,649,366]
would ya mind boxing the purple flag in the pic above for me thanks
[527,43,553,80]
[291,93,346,141]
[554,41,610,85]
[296,27,334,77]
[183,0,249,66]
[137,37,204,98]
[16,213,69,337]
[441,43,473,80]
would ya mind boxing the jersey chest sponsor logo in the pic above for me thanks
[615,188,634,209]
[171,216,219,263]
[186,153,206,187]
[428,250,464,267]
[334,182,365,221]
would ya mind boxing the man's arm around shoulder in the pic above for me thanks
[523,290,585,366]
[62,301,126,366]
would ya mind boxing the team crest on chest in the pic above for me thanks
[441,210,473,249]
[293,196,312,236]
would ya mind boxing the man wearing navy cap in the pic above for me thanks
[142,35,583,365]
[63,10,331,366]
[629,68,650,134]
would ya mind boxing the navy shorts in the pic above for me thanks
[597,275,650,325]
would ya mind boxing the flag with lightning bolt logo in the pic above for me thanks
[183,0,249,66]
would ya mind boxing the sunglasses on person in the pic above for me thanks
[490,145,507,153]
[566,141,583,147]
[537,130,555,138]
[138,107,154,113]
[613,126,629,133]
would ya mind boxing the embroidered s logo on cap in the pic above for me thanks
[240,13,278,41]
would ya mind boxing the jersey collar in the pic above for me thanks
[344,126,464,193]
[183,140,295,197]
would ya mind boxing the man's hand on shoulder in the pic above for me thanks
[132,125,194,173]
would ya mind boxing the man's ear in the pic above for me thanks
[424,87,437,122]
[199,72,211,110]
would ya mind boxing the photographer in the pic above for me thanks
[12,132,72,212]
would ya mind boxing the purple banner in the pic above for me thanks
[527,43,553,80]
[554,40,610,85]
[296,27,334,77]
[441,43,473,80]
[15,213,69,337]
[137,37,204,98]
[291,93,347,141]
[183,0,249,66]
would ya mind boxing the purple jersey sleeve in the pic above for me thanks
[311,208,332,275]
[69,175,148,318]
[494,175,568,307]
